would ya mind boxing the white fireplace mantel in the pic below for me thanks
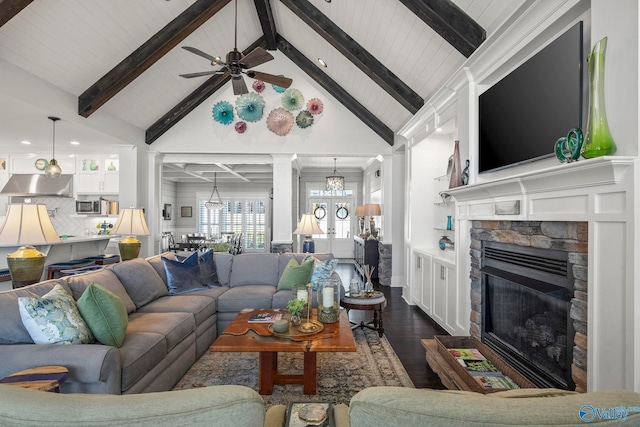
[448,156,639,392]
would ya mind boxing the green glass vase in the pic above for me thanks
[582,37,617,158]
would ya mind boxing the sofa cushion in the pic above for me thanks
[147,252,175,284]
[229,253,279,287]
[112,258,169,308]
[272,289,295,309]
[162,252,208,295]
[217,285,277,312]
[127,312,195,352]
[185,286,229,301]
[304,255,338,290]
[213,253,233,286]
[18,284,94,345]
[77,283,128,347]
[64,269,137,314]
[0,279,69,344]
[276,258,314,291]
[119,331,167,392]
[137,295,216,326]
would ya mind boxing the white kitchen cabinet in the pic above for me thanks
[0,170,8,215]
[76,156,119,194]
[10,155,76,174]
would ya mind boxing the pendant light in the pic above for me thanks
[325,157,344,191]
[45,116,62,178]
[205,173,224,210]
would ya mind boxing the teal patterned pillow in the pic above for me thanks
[18,284,94,345]
[303,255,338,290]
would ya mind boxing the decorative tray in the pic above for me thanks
[348,291,383,299]
[268,319,324,339]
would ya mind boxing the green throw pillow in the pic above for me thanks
[77,283,128,347]
[277,258,314,291]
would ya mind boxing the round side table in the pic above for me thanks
[340,293,387,337]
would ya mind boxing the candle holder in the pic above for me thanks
[317,278,339,323]
[299,283,318,332]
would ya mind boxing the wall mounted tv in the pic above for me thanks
[479,21,583,173]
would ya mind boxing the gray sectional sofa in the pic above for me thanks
[0,251,338,395]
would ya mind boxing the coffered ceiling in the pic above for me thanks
[0,0,521,181]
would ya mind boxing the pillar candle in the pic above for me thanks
[322,287,334,307]
[297,290,307,301]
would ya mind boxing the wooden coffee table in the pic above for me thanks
[0,366,69,392]
[210,309,356,395]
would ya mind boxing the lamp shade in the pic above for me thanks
[294,214,324,236]
[355,205,366,216]
[363,204,381,216]
[0,204,60,245]
[111,208,149,237]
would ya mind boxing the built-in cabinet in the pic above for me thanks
[413,248,457,335]
[76,156,119,194]
[433,175,455,251]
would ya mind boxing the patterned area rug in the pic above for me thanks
[173,327,414,407]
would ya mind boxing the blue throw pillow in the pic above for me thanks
[303,255,338,290]
[199,250,221,287]
[162,252,208,295]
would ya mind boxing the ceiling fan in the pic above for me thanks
[179,0,292,95]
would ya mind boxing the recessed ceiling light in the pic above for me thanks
[318,58,328,68]
[21,140,31,145]
[70,140,80,145]
[436,127,443,132]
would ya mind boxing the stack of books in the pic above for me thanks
[448,348,519,390]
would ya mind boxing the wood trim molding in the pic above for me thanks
[0,0,33,28]
[280,0,423,115]
[78,0,231,118]
[398,0,485,58]
[277,35,394,146]
[146,38,266,145]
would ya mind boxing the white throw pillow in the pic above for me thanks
[18,284,94,344]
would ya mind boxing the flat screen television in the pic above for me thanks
[479,21,583,173]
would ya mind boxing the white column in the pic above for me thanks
[390,151,406,288]
[271,154,294,247]
[380,155,393,243]
[142,150,163,257]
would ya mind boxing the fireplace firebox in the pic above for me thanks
[481,241,575,390]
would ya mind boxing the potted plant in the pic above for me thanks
[287,298,306,325]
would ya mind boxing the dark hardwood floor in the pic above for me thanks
[336,262,446,389]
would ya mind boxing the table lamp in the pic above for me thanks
[111,208,149,261]
[364,204,381,238]
[293,214,324,253]
[0,204,61,288]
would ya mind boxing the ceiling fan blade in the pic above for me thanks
[239,47,273,69]
[179,71,225,78]
[232,76,248,95]
[182,46,225,66]
[246,71,292,88]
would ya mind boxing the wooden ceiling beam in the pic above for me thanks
[277,35,393,146]
[146,38,266,145]
[79,0,231,118]
[0,0,33,28]
[253,0,277,50]
[280,0,422,115]
[398,0,485,58]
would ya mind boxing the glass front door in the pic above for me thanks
[309,198,354,258]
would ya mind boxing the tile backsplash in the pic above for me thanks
[22,198,117,237]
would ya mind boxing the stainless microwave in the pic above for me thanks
[76,200,100,214]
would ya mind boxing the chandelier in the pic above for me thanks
[205,173,224,210]
[325,157,344,191]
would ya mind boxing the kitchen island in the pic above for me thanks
[0,235,116,285]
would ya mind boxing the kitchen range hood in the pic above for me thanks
[0,174,73,197]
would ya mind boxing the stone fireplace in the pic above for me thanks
[447,157,637,392]
[469,221,587,391]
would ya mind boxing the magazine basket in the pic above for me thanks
[434,336,536,393]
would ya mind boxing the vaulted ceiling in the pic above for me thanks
[0,0,520,178]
